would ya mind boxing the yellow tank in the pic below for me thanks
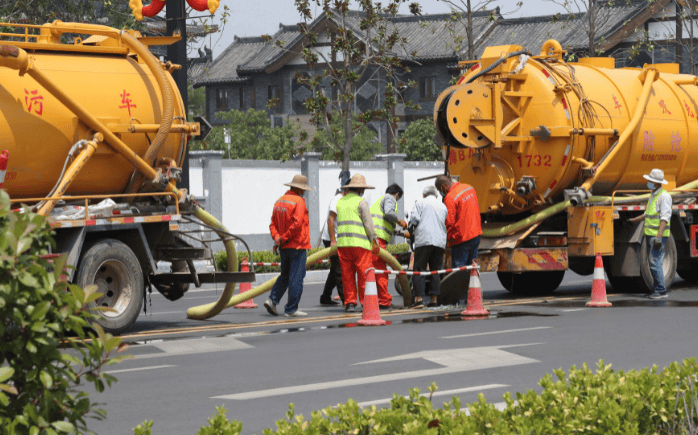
[435,41,698,215]
[0,22,188,199]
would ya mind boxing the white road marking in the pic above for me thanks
[142,311,186,316]
[357,384,508,407]
[441,327,552,340]
[103,365,176,374]
[462,400,515,415]
[134,337,253,360]
[212,344,541,400]
[560,308,587,312]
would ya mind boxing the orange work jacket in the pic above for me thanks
[269,190,311,250]
[444,183,482,246]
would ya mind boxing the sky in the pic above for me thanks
[204,0,571,57]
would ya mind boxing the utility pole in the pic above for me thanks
[166,0,190,191]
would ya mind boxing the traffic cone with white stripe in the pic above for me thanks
[586,253,612,307]
[461,262,489,317]
[233,258,258,309]
[0,150,9,189]
[358,268,387,326]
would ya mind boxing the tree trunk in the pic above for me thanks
[466,0,474,60]
[588,1,596,57]
[342,107,352,171]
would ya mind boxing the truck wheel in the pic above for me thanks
[635,235,677,294]
[76,239,144,335]
[606,275,638,293]
[677,268,698,283]
[497,271,564,296]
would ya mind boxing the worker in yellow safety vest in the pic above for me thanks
[629,168,672,299]
[336,174,380,312]
[370,184,408,309]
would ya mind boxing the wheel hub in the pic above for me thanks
[93,260,134,318]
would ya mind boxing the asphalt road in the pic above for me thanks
[86,272,698,434]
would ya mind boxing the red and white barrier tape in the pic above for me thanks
[245,260,331,267]
[373,264,479,276]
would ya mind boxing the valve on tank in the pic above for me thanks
[516,176,537,196]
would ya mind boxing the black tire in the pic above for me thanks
[393,276,406,296]
[606,275,640,293]
[677,268,698,283]
[635,235,677,294]
[497,271,564,296]
[75,239,144,335]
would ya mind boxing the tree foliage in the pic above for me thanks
[0,191,129,434]
[397,118,441,161]
[190,109,304,160]
[311,111,383,161]
[263,0,421,170]
[0,1,140,30]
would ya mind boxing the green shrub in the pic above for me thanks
[0,190,129,434]
[215,244,410,274]
[135,358,698,434]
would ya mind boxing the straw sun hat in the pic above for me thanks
[341,174,375,189]
[284,174,313,191]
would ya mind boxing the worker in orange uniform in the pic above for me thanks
[264,175,312,318]
[435,175,482,273]
[370,183,408,309]
[335,174,380,312]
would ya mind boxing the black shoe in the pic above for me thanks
[426,302,439,308]
[320,297,340,306]
[647,292,663,300]
[345,303,357,312]
[410,300,424,309]
[379,304,394,310]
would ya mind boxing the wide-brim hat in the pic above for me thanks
[342,174,374,189]
[643,169,668,185]
[284,174,313,191]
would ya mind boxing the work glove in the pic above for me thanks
[653,236,663,250]
[371,239,380,255]
[398,219,408,229]
[273,237,283,255]
[403,231,411,239]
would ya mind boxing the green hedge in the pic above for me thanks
[134,358,698,434]
[215,244,409,274]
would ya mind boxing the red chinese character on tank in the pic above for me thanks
[684,100,695,118]
[612,94,622,113]
[119,90,137,116]
[24,89,43,115]
[659,100,671,115]
[671,131,681,152]
[643,131,654,151]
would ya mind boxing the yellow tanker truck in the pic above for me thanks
[435,40,698,295]
[0,22,253,334]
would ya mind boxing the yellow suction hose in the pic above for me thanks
[483,178,698,238]
[186,247,412,319]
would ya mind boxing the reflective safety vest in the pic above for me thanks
[371,195,398,242]
[337,193,371,249]
[644,188,671,237]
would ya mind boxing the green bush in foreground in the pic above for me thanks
[0,191,129,434]
[215,244,409,273]
[134,358,698,434]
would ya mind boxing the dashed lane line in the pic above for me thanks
[441,326,552,339]
[103,365,176,375]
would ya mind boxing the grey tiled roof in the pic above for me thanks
[194,36,266,87]
[475,1,647,57]
[236,24,307,73]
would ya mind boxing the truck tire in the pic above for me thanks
[635,235,677,294]
[497,271,564,296]
[75,239,144,335]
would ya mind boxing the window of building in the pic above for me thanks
[216,89,228,111]
[239,88,245,109]
[419,77,437,100]
[268,85,282,111]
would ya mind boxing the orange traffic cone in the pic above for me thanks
[358,268,387,326]
[461,263,489,317]
[234,258,258,309]
[586,254,612,307]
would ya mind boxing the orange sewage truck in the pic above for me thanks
[0,22,254,334]
[435,40,698,295]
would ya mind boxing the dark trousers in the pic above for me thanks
[321,240,344,302]
[451,235,480,268]
[413,245,444,297]
[269,249,306,314]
